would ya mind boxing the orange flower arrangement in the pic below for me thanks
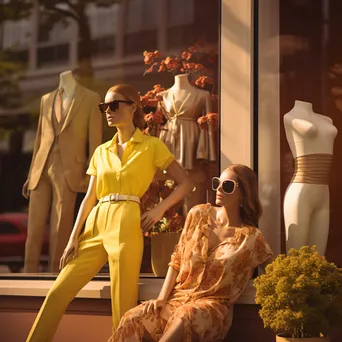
[140,84,166,136]
[195,76,214,88]
[197,112,219,131]
[140,84,165,108]
[140,41,220,231]
[141,41,220,137]
[142,40,218,92]
[143,50,161,65]
[144,110,164,124]
[140,179,185,235]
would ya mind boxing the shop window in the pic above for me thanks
[124,30,158,56]
[7,49,29,65]
[258,0,342,266]
[79,36,116,59]
[0,0,220,278]
[37,44,69,68]
[0,222,19,235]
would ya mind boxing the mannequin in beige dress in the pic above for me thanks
[159,74,215,212]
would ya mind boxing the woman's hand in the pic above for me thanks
[141,206,164,233]
[59,236,79,270]
[143,298,167,317]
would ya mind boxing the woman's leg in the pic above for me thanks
[110,301,173,342]
[162,299,233,342]
[26,240,107,342]
[106,224,144,329]
[109,304,147,342]
[159,317,184,342]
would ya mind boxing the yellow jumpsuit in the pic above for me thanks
[26,128,175,342]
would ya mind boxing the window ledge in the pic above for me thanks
[0,277,256,304]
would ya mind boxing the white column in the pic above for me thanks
[221,0,281,254]
[258,0,281,255]
[220,0,253,169]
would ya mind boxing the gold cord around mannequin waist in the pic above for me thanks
[291,153,333,185]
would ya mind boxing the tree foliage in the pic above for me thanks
[1,0,120,76]
[0,50,24,108]
[254,246,342,338]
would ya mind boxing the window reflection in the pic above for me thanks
[277,0,342,265]
[0,0,220,276]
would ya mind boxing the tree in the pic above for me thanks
[0,50,23,109]
[1,0,120,78]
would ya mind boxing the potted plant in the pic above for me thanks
[150,212,185,277]
[253,245,342,341]
[140,179,185,277]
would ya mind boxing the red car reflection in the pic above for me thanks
[0,212,49,272]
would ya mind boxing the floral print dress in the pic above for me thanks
[110,203,273,342]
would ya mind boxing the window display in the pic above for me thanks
[0,0,220,276]
[258,0,342,265]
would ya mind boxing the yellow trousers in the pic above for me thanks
[26,201,143,342]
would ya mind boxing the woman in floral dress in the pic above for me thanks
[110,164,273,342]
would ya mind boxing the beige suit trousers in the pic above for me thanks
[24,151,76,273]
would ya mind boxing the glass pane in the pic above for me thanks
[0,0,220,277]
[0,222,20,235]
[259,0,342,266]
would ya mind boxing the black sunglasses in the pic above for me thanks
[98,100,134,114]
[212,177,239,194]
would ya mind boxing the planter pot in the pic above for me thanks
[276,333,330,342]
[151,232,180,277]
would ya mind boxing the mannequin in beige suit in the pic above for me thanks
[22,70,102,273]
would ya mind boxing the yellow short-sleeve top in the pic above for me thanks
[87,128,175,199]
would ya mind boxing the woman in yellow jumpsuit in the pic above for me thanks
[26,84,192,342]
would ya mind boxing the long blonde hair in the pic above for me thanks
[227,164,262,227]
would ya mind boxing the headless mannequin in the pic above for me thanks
[159,74,215,213]
[56,71,76,115]
[23,70,102,272]
[283,100,338,255]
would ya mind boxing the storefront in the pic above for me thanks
[0,0,341,341]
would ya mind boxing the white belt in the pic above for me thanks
[99,193,140,204]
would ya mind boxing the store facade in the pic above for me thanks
[0,0,342,341]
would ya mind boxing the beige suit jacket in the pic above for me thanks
[27,83,102,193]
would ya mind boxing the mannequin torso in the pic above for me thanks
[159,74,213,171]
[160,74,212,121]
[284,100,337,157]
[54,70,76,118]
[283,100,338,256]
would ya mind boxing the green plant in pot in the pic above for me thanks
[253,245,342,341]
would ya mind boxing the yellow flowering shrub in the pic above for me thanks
[253,246,342,338]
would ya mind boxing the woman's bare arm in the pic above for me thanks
[157,266,179,301]
[69,175,98,240]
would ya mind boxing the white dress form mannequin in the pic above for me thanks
[159,74,215,213]
[283,100,338,255]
